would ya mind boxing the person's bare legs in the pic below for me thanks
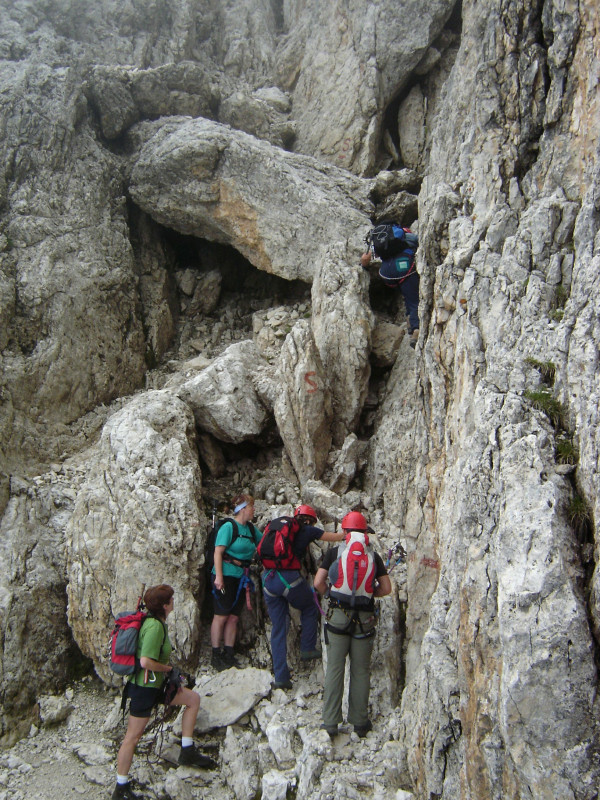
[116,715,150,776]
[223,615,238,647]
[171,686,200,737]
[210,614,228,647]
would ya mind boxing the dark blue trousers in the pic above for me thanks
[263,570,319,683]
[401,272,420,332]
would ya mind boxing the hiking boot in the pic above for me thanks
[300,649,322,661]
[211,650,228,672]
[178,744,218,770]
[320,723,338,737]
[222,649,241,669]
[354,719,373,738]
[409,329,419,349]
[111,783,141,800]
[271,679,293,690]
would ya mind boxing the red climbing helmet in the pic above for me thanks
[294,504,317,523]
[341,511,368,532]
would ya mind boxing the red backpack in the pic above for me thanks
[109,603,165,676]
[328,532,376,607]
[256,516,301,570]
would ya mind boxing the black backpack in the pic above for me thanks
[256,516,302,570]
[206,517,258,572]
[368,223,418,260]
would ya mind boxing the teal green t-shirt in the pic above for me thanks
[130,616,172,688]
[213,521,261,578]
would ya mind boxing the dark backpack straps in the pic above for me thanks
[248,521,260,542]
[228,518,239,546]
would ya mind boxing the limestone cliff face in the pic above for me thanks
[1,1,599,798]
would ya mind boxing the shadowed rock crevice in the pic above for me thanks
[378,1,463,175]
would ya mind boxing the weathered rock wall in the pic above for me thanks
[0,0,599,798]
[370,0,600,796]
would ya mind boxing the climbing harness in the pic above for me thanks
[212,570,255,614]
[324,600,377,642]
[262,569,303,598]
[386,542,407,574]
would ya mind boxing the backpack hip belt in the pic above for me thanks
[223,554,252,568]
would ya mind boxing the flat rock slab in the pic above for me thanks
[195,668,272,732]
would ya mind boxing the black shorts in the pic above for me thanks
[127,682,163,718]
[211,573,245,616]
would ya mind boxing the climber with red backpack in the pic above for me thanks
[313,511,391,738]
[111,585,216,800]
[257,505,345,690]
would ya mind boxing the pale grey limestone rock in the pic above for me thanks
[65,391,204,681]
[0,468,84,745]
[311,242,374,445]
[252,305,303,362]
[261,770,290,800]
[128,117,371,283]
[371,320,405,368]
[196,432,226,478]
[329,434,368,495]
[164,772,193,800]
[176,267,222,316]
[274,321,333,484]
[265,716,296,767]
[398,86,427,173]
[222,726,260,800]
[71,742,112,766]
[38,696,74,728]
[277,0,457,173]
[300,481,344,525]
[370,170,422,202]
[130,207,178,367]
[295,749,324,799]
[219,90,295,148]
[374,191,419,227]
[177,340,271,444]
[1,2,600,799]
[194,667,272,732]
[385,0,600,793]
[86,62,222,140]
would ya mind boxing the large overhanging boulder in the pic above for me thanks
[128,116,372,283]
[66,390,205,682]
